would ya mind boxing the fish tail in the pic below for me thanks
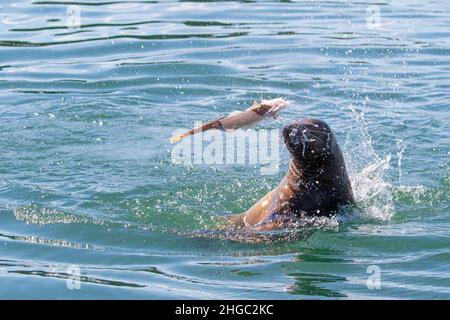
[169,119,224,144]
[169,133,186,144]
[169,129,195,143]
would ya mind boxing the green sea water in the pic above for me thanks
[0,0,449,299]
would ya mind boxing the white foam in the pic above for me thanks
[343,104,395,221]
[350,155,394,221]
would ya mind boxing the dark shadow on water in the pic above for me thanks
[144,266,222,286]
[10,20,247,33]
[9,270,146,288]
[287,272,347,298]
[0,32,249,47]
[281,244,351,298]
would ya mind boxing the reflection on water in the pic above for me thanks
[287,272,347,298]
[11,270,146,288]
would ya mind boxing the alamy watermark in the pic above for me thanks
[366,265,381,290]
[66,265,81,290]
[66,5,81,29]
[50,265,82,290]
[171,124,281,175]
[365,2,412,35]
[366,5,382,30]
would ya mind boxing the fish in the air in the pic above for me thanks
[169,97,290,144]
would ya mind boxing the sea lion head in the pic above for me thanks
[282,118,338,168]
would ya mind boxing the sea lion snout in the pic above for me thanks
[282,118,335,165]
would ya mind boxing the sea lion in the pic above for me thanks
[227,118,355,231]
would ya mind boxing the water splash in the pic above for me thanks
[350,155,394,221]
[344,103,395,221]
[396,139,406,184]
